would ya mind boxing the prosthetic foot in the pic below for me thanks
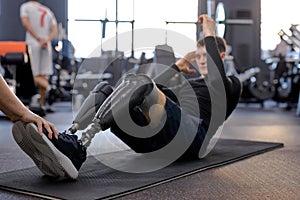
[66,81,113,134]
[94,73,159,131]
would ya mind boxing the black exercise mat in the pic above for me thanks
[0,139,283,200]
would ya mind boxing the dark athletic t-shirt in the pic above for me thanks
[159,36,242,132]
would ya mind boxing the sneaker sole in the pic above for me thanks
[12,121,79,179]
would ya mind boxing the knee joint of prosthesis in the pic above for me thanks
[94,73,159,130]
[117,73,160,114]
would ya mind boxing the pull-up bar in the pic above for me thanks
[165,21,199,43]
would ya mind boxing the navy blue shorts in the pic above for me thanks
[111,98,206,159]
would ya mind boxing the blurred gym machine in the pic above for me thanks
[0,42,46,116]
[263,26,300,110]
[265,57,300,109]
[49,23,77,104]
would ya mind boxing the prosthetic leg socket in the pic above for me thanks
[66,82,113,134]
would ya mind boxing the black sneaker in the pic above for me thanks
[12,121,87,179]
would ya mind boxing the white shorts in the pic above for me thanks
[28,43,53,76]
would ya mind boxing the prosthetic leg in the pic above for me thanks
[80,73,159,147]
[66,81,113,135]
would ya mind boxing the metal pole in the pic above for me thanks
[131,20,134,58]
[115,0,118,52]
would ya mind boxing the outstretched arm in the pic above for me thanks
[200,14,226,78]
[0,75,58,139]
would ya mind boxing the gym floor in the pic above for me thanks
[0,101,299,199]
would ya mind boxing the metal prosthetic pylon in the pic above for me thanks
[80,123,102,148]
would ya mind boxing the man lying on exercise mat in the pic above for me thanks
[12,14,242,179]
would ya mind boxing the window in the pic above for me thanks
[68,0,198,58]
[261,0,300,52]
